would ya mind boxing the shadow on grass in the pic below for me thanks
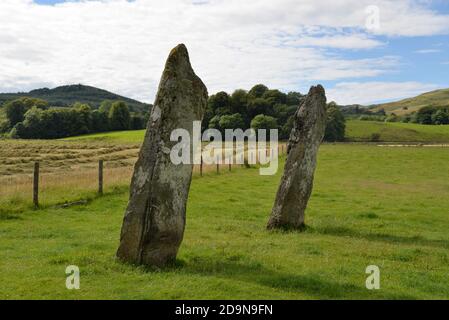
[0,211,23,221]
[175,255,415,300]
[0,185,129,219]
[311,225,449,249]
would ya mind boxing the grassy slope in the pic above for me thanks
[1,144,449,299]
[63,121,449,144]
[372,88,449,115]
[346,120,449,142]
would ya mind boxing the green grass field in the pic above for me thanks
[1,144,448,299]
[62,120,449,144]
[63,130,146,144]
[346,120,449,142]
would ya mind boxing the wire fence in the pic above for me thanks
[0,143,287,209]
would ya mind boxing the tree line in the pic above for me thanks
[0,97,146,139]
[397,106,449,124]
[204,84,345,142]
[357,105,449,125]
[1,84,346,141]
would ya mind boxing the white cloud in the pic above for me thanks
[283,34,385,50]
[414,49,441,53]
[0,0,448,102]
[327,81,439,105]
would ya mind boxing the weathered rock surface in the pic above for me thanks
[117,44,208,267]
[267,85,327,230]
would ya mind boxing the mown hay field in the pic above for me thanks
[0,139,140,215]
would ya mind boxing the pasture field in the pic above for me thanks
[1,143,448,299]
[346,120,449,142]
[63,130,147,144]
[61,120,449,144]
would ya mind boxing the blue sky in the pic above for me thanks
[1,0,448,105]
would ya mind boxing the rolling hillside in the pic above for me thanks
[0,84,151,113]
[371,88,449,115]
[346,120,449,142]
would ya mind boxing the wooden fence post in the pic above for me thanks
[200,156,203,177]
[33,162,39,208]
[98,160,104,195]
[217,163,220,174]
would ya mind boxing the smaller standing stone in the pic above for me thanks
[267,85,327,230]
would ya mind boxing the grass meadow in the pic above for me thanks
[63,120,449,144]
[346,120,449,142]
[1,142,449,299]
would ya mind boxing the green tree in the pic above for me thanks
[273,104,296,127]
[250,114,278,131]
[91,110,110,132]
[5,100,26,126]
[99,100,113,114]
[109,101,130,130]
[208,115,221,130]
[230,89,248,115]
[416,106,435,124]
[401,114,412,123]
[130,114,146,130]
[10,122,26,139]
[324,104,346,142]
[248,84,269,99]
[208,91,231,115]
[432,109,449,125]
[74,103,93,132]
[247,98,272,118]
[281,115,295,139]
[286,91,303,106]
[218,113,245,131]
[202,104,215,132]
[19,106,45,138]
[385,113,400,123]
[262,89,287,106]
[0,119,10,134]
[5,97,48,127]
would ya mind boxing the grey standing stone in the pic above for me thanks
[267,85,327,230]
[117,44,208,267]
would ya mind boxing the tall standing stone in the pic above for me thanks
[117,44,208,267]
[267,85,327,230]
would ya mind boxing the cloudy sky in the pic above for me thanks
[1,0,448,105]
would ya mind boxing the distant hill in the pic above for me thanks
[370,88,449,115]
[0,84,151,113]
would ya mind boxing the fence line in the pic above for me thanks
[0,143,287,208]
